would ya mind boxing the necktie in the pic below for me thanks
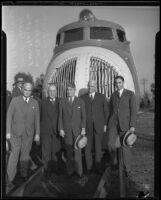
[90,94,93,102]
[69,97,73,105]
[117,91,120,99]
[50,98,55,104]
[25,97,28,103]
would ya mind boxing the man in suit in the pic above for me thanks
[40,84,61,177]
[58,83,86,178]
[107,75,137,197]
[11,77,24,98]
[6,82,40,188]
[11,77,38,172]
[80,80,109,174]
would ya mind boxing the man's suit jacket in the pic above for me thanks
[107,89,137,149]
[12,86,22,98]
[58,97,86,145]
[108,89,137,132]
[80,92,109,134]
[7,96,40,137]
[40,97,59,136]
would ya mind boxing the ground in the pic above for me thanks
[105,107,154,198]
[131,107,154,196]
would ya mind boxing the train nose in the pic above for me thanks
[43,46,135,98]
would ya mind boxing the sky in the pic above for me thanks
[2,6,159,95]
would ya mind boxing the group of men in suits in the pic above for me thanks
[6,75,137,197]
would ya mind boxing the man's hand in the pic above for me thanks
[34,134,40,142]
[6,133,11,140]
[104,125,107,133]
[130,127,135,133]
[81,128,86,136]
[59,130,65,138]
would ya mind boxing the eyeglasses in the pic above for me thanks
[24,89,32,92]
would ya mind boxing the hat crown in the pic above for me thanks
[74,135,87,149]
[123,131,137,147]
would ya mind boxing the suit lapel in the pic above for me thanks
[93,92,97,103]
[71,97,77,116]
[119,89,127,104]
[66,98,72,116]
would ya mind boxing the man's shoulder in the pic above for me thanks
[95,92,106,99]
[30,97,39,105]
[13,96,22,101]
[76,97,85,104]
[80,93,88,99]
[124,89,135,96]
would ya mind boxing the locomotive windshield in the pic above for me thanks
[64,28,83,44]
[90,27,114,40]
[116,29,126,42]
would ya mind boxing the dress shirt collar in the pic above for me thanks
[18,86,22,91]
[68,96,75,102]
[89,92,95,98]
[23,96,30,103]
[50,97,55,102]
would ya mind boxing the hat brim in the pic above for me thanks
[74,135,82,150]
[123,130,137,147]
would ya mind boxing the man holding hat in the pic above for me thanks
[107,75,137,197]
[11,77,24,98]
[58,83,86,178]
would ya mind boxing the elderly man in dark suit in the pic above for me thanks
[58,83,86,178]
[80,80,109,174]
[40,84,61,177]
[6,82,40,188]
[107,75,137,197]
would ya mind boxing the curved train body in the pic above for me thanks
[43,10,140,107]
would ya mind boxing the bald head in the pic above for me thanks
[48,84,57,98]
[88,80,97,93]
[22,82,33,98]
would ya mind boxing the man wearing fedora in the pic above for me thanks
[107,75,137,197]
[11,77,24,98]
[58,83,86,178]
[80,80,109,175]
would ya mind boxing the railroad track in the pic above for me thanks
[5,131,154,198]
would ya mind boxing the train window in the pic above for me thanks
[117,29,126,42]
[64,28,83,43]
[56,33,60,46]
[90,27,114,40]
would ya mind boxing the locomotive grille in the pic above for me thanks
[49,56,118,98]
[89,57,118,98]
[49,57,77,97]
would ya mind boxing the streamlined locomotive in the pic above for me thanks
[43,9,140,106]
